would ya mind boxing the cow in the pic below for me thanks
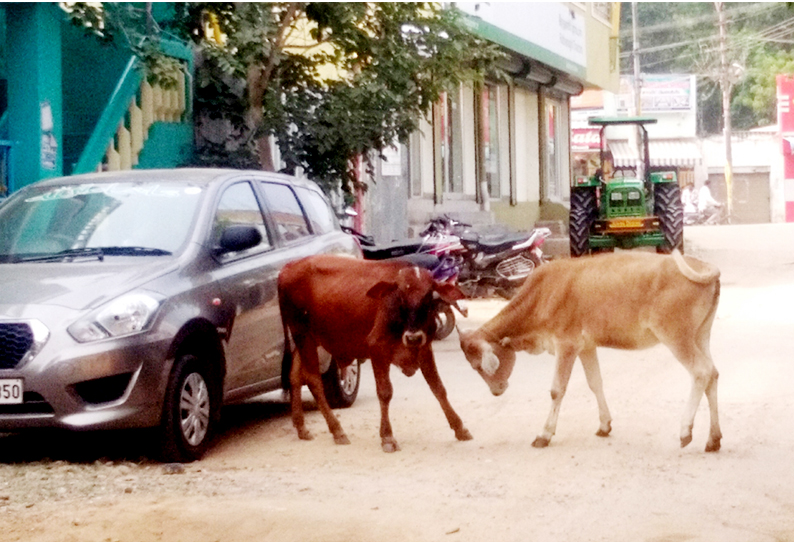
[457,249,722,452]
[278,254,472,452]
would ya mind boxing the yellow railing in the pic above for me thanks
[103,67,187,172]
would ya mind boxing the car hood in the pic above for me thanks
[0,259,179,312]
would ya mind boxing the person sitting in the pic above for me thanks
[698,179,722,221]
[681,182,697,214]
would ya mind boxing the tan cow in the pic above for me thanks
[458,250,722,452]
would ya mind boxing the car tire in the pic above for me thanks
[434,302,456,340]
[654,183,684,254]
[322,358,361,409]
[570,187,597,257]
[158,353,218,463]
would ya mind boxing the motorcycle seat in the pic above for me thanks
[461,232,531,255]
[361,239,430,260]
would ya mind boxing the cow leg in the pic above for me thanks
[533,345,578,448]
[420,351,473,442]
[697,329,722,452]
[371,357,399,453]
[290,337,349,445]
[667,340,720,452]
[579,347,612,438]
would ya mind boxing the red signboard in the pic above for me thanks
[571,128,601,152]
[777,74,794,134]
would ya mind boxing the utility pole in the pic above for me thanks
[631,2,644,181]
[716,1,733,214]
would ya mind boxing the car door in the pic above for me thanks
[209,180,289,398]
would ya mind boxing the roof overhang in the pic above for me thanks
[609,140,702,168]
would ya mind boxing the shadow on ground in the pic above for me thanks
[0,392,311,464]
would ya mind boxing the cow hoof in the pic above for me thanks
[334,434,351,445]
[705,439,721,453]
[455,428,473,441]
[531,436,550,448]
[297,428,314,441]
[382,439,401,453]
[680,434,693,448]
[596,422,612,438]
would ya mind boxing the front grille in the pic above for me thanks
[0,323,34,369]
[0,392,54,415]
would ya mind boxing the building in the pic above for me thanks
[0,3,193,198]
[572,74,702,189]
[361,2,622,242]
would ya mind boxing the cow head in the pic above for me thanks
[458,329,516,396]
[366,266,464,376]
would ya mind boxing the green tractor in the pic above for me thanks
[569,117,684,257]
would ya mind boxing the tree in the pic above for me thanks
[184,2,503,197]
[63,2,502,197]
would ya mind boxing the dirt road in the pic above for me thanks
[2,224,794,542]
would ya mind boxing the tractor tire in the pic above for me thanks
[654,183,684,254]
[569,187,597,257]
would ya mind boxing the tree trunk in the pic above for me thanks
[258,136,275,172]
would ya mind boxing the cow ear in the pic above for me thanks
[434,281,466,304]
[367,281,398,299]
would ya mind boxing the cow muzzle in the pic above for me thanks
[402,330,427,348]
[489,380,509,396]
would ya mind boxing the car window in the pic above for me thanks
[213,182,271,260]
[260,182,311,242]
[293,186,338,235]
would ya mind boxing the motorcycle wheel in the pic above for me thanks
[434,303,456,340]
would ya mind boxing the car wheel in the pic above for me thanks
[570,187,597,257]
[654,183,684,254]
[322,358,361,409]
[158,354,218,462]
[434,302,456,340]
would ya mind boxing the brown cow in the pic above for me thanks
[458,249,722,452]
[278,254,471,452]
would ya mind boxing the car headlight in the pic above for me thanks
[68,293,162,343]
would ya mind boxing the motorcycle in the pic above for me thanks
[341,224,466,340]
[684,204,730,226]
[422,215,552,300]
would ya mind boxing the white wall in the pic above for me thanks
[514,86,540,204]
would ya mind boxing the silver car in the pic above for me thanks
[0,169,362,461]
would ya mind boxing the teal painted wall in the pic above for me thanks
[137,123,194,169]
[61,19,133,175]
[7,3,63,189]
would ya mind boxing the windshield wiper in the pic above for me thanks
[18,247,106,263]
[92,246,172,256]
[15,246,171,263]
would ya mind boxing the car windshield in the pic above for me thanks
[0,182,204,262]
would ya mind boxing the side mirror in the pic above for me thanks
[217,225,262,254]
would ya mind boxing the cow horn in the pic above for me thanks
[500,337,512,347]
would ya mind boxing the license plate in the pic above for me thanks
[610,218,644,229]
[0,379,23,404]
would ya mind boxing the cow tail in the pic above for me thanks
[672,249,720,284]
[278,279,296,393]
[696,277,721,354]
